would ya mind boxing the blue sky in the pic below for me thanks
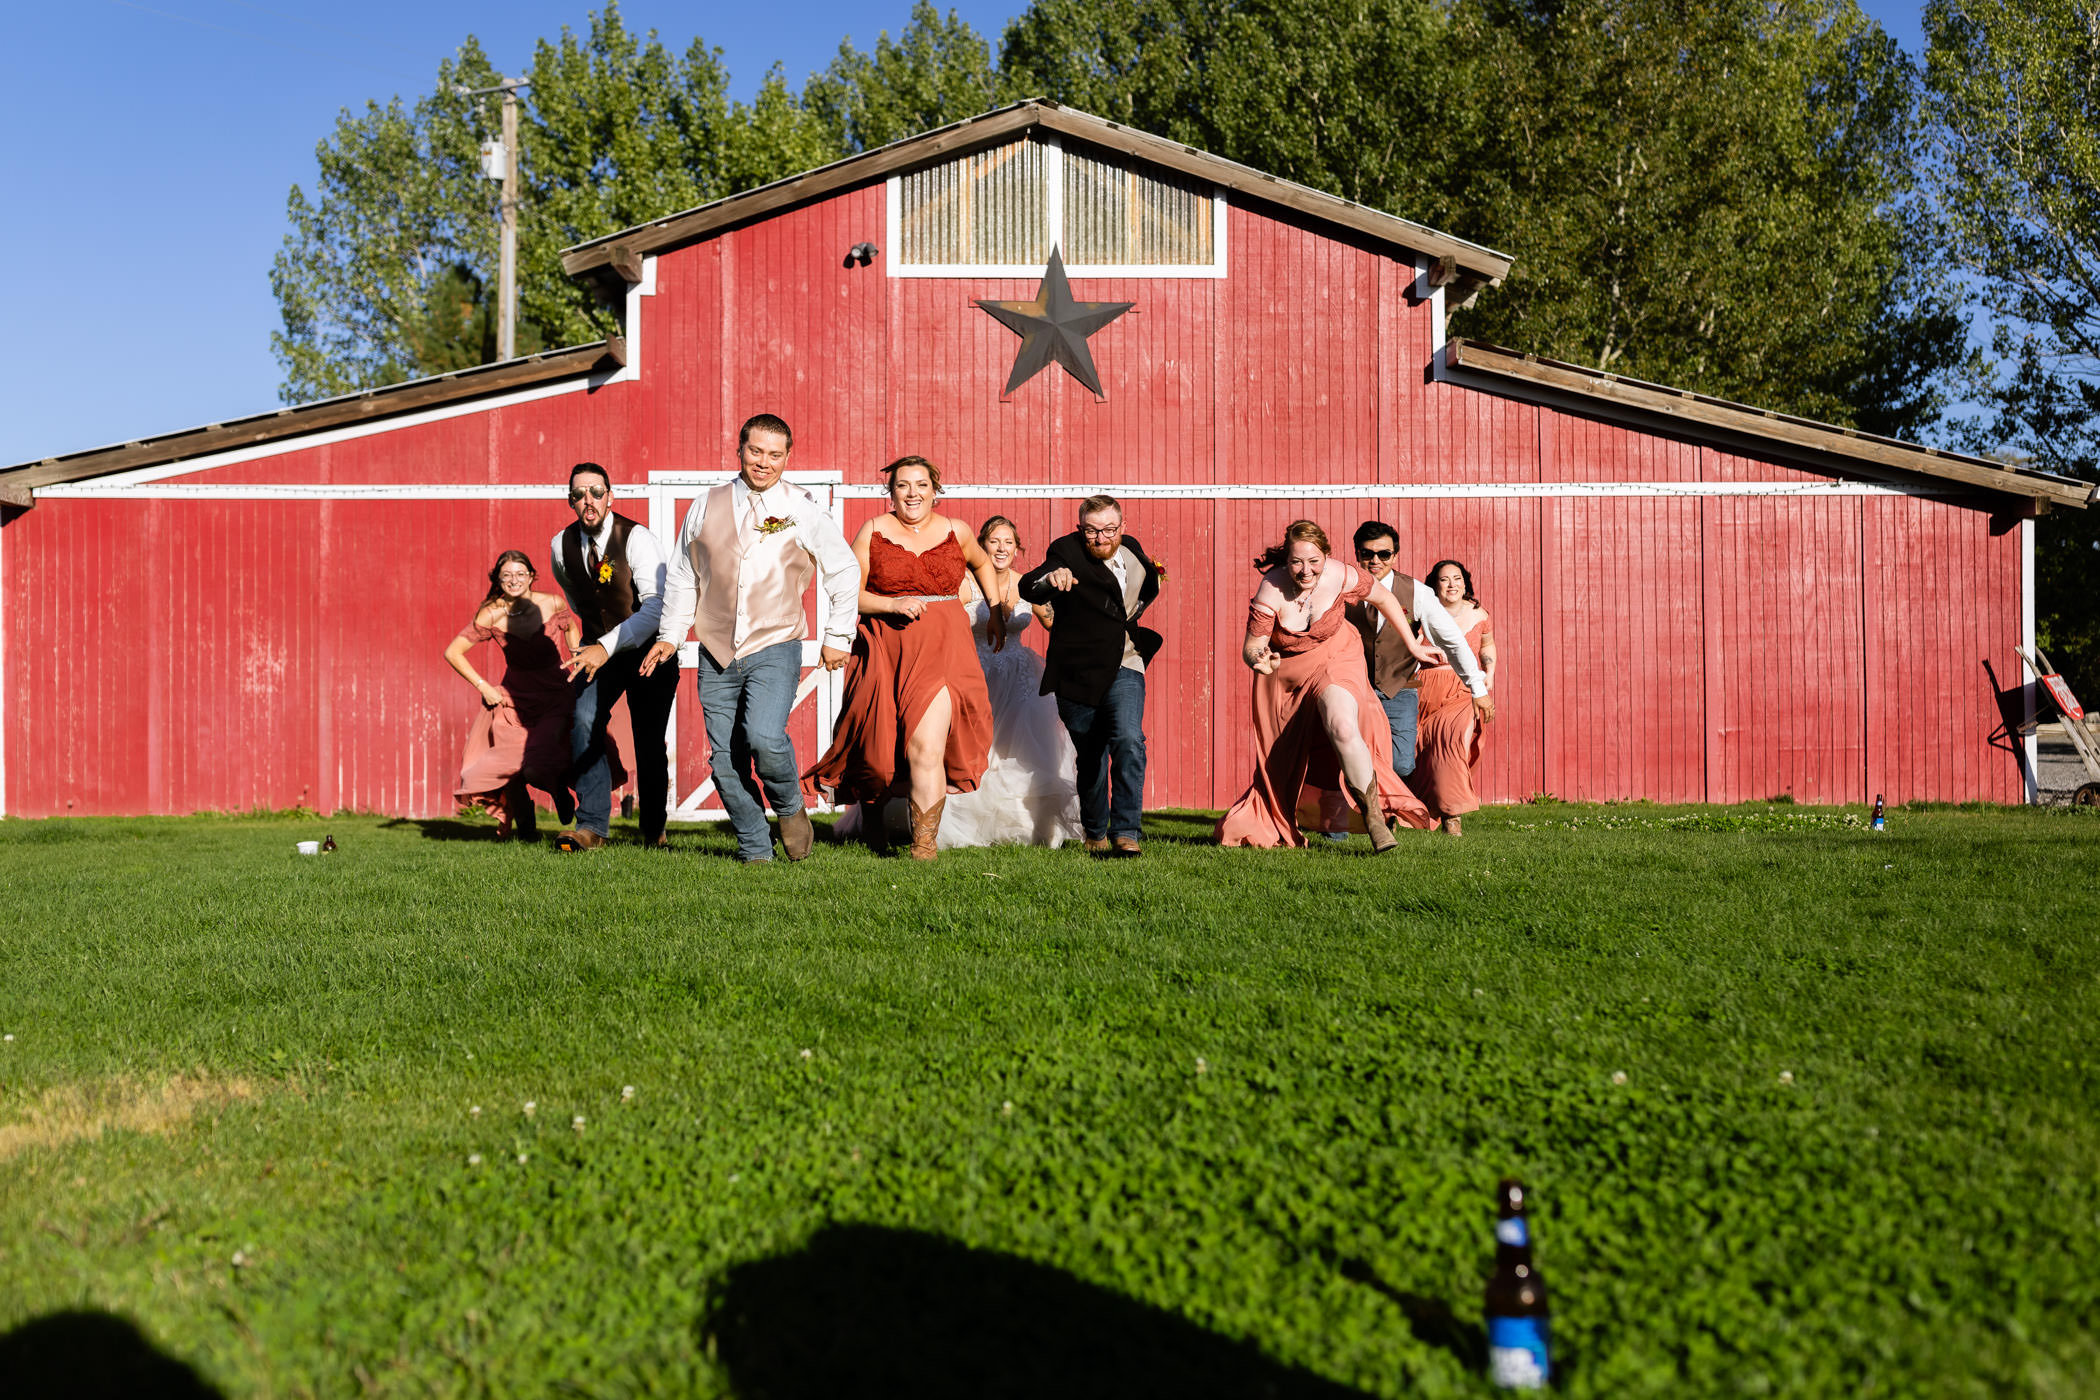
[0,0,1928,467]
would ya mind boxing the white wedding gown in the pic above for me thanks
[840,599,1084,848]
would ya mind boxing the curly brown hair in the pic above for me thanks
[1254,520,1331,572]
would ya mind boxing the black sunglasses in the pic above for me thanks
[1356,547,1396,561]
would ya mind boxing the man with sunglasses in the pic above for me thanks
[547,461,678,850]
[1325,522,1490,841]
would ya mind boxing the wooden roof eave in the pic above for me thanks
[0,339,625,499]
[559,100,1514,288]
[1445,338,2095,511]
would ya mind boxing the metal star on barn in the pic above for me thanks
[976,248,1134,400]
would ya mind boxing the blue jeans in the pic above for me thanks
[1056,667,1147,841]
[571,650,678,839]
[1383,687,1421,778]
[698,640,804,861]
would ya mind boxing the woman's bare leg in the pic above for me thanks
[1320,685,1396,851]
[906,687,954,811]
[1317,686,1376,793]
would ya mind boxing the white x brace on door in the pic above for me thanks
[646,470,848,821]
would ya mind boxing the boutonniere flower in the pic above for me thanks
[1153,558,1168,584]
[596,560,614,584]
[758,516,794,536]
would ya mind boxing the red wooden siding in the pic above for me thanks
[1,175,2033,818]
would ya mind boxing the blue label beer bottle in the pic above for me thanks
[1486,1178,1551,1389]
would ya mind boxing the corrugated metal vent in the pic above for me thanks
[899,139,1049,266]
[1063,146,1214,266]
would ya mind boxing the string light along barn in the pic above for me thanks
[3,101,2088,820]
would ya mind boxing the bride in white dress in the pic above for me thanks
[844,517,1083,848]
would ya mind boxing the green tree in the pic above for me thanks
[1449,0,1965,435]
[805,0,1000,154]
[270,38,509,401]
[1924,0,2100,702]
[271,4,843,401]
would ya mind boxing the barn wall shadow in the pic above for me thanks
[0,1309,224,1399]
[701,1223,1369,1399]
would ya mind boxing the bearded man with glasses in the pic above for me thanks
[1017,494,1164,857]
[546,461,679,850]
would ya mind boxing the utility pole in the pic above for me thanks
[499,81,519,362]
[460,76,530,362]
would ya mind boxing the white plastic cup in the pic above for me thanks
[296,840,320,855]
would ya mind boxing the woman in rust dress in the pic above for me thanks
[1407,558,1498,836]
[803,456,1007,859]
[1217,521,1442,851]
[443,550,590,839]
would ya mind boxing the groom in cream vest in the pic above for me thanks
[641,414,859,863]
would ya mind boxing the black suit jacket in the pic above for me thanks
[1017,532,1164,708]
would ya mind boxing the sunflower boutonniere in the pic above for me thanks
[1153,557,1168,585]
[758,515,794,537]
[595,559,614,584]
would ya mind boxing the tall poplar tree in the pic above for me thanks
[270,6,840,402]
[1925,0,2100,698]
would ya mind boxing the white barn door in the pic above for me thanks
[645,470,848,821]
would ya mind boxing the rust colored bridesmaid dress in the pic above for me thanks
[1216,565,1436,847]
[1406,613,1492,820]
[453,603,620,813]
[803,532,993,804]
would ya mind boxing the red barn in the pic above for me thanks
[3,101,2088,821]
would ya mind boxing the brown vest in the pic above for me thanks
[691,482,817,668]
[561,513,641,642]
[1347,571,1420,698]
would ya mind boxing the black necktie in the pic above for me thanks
[586,535,601,580]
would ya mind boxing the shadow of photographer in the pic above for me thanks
[0,1309,223,1399]
[702,1222,1370,1399]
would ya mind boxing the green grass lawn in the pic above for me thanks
[1,803,2095,1398]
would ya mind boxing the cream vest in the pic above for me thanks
[692,481,816,667]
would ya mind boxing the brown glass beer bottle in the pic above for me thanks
[1485,1178,1551,1389]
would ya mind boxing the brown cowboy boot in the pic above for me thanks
[907,797,945,860]
[1351,785,1398,854]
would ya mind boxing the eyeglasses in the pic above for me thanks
[1081,525,1122,540]
[569,485,610,501]
[1356,548,1396,562]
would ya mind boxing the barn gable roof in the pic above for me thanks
[3,100,2088,514]
[1446,339,2095,510]
[0,339,624,503]
[559,98,1515,297]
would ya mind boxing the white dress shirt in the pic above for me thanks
[548,515,666,656]
[656,477,860,654]
[1379,571,1489,697]
[1103,545,1146,672]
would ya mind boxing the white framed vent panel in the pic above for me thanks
[887,135,1227,279]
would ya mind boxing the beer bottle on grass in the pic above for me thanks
[1486,1178,1551,1389]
